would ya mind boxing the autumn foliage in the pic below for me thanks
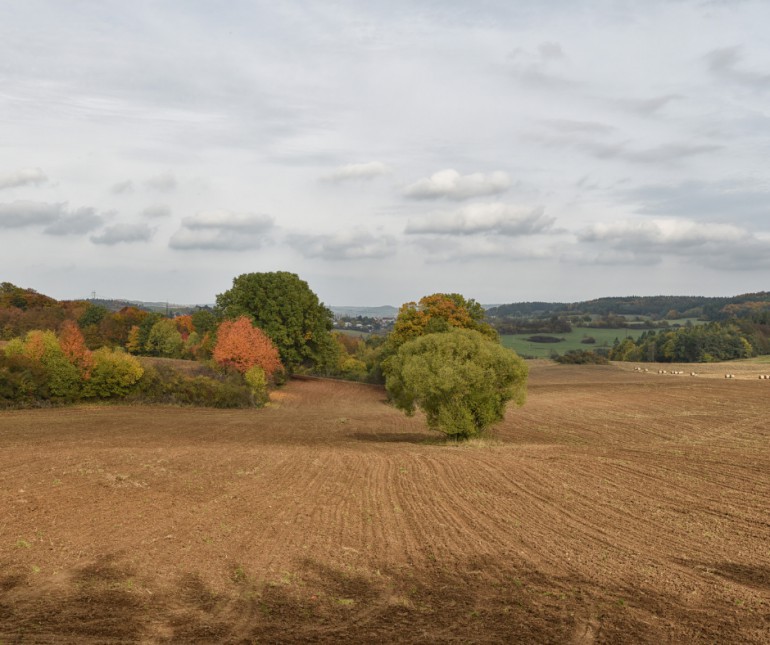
[213,316,283,377]
[58,320,93,375]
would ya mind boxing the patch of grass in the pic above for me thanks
[15,539,31,549]
[232,565,247,584]
[501,326,646,359]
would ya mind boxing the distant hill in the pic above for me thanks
[330,305,399,318]
[486,292,770,321]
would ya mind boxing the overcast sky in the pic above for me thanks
[2,0,769,306]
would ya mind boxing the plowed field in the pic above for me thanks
[2,362,769,643]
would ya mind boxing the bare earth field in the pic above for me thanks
[1,362,769,643]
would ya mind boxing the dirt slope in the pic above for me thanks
[1,363,769,643]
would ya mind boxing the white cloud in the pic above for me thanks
[91,223,153,245]
[0,201,63,227]
[0,168,48,190]
[287,229,396,260]
[579,218,748,249]
[405,203,554,236]
[169,210,274,251]
[321,161,391,182]
[404,169,511,201]
[577,218,770,269]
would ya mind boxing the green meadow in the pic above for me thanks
[500,327,647,359]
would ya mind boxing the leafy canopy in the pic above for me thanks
[384,328,528,439]
[213,316,283,376]
[216,272,333,370]
[388,293,496,350]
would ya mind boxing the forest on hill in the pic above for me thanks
[486,292,770,321]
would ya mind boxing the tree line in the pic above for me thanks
[608,318,770,363]
[1,275,530,440]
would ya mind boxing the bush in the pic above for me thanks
[0,354,51,407]
[128,363,253,408]
[82,348,144,398]
[245,365,269,406]
[554,350,609,365]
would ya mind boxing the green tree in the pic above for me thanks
[383,328,528,439]
[216,272,334,370]
[145,319,184,357]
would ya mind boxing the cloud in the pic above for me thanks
[142,204,172,218]
[617,94,682,115]
[705,46,770,90]
[540,119,615,135]
[405,203,554,236]
[91,223,153,245]
[507,42,574,88]
[286,229,396,261]
[618,178,770,223]
[0,200,111,235]
[528,118,720,164]
[321,161,392,183]
[0,201,64,228]
[43,207,104,235]
[579,141,722,164]
[169,210,274,251]
[411,235,558,263]
[145,172,177,193]
[110,180,135,195]
[579,218,748,249]
[404,169,511,201]
[0,168,48,190]
[577,217,770,269]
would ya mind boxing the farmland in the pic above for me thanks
[1,362,769,643]
[500,327,647,358]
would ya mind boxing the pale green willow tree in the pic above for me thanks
[383,328,528,440]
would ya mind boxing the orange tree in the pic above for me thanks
[212,316,283,377]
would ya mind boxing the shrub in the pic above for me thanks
[554,350,609,365]
[82,348,144,398]
[245,365,269,406]
[0,354,51,406]
[129,362,253,408]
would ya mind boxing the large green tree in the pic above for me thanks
[383,328,528,439]
[215,272,334,369]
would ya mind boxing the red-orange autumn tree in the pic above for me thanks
[212,316,282,377]
[59,320,93,375]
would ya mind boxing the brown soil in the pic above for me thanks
[1,363,769,643]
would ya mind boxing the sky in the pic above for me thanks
[1,0,769,307]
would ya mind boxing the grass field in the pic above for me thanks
[500,326,646,358]
[2,361,769,642]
